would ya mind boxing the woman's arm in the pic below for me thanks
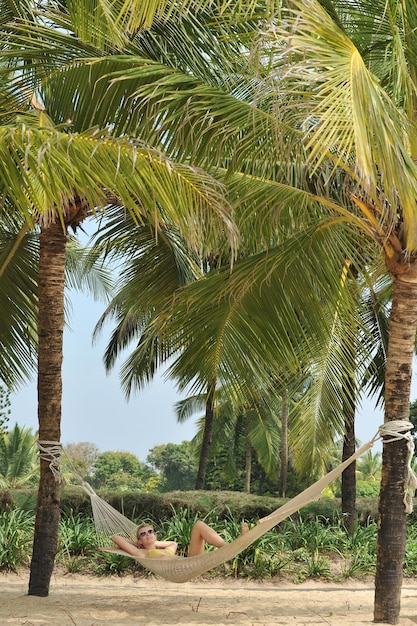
[112,535,147,557]
[155,540,178,553]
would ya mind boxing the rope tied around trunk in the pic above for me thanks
[37,440,65,485]
[378,420,417,514]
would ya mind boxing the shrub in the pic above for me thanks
[0,508,34,570]
[58,512,98,557]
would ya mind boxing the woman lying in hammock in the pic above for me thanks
[112,520,249,560]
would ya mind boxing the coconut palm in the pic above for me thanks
[0,125,230,597]
[76,5,283,491]
[138,4,414,620]
[81,5,361,494]
[103,1,417,618]
[175,388,281,493]
[54,2,360,499]
[0,0,239,597]
[260,3,417,620]
[356,450,382,483]
[0,423,38,488]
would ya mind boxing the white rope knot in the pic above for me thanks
[38,440,65,485]
[378,420,417,514]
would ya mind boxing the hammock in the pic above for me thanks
[81,437,380,583]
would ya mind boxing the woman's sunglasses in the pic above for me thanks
[138,528,155,538]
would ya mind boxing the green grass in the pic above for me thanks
[0,508,34,570]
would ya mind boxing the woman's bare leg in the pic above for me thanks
[188,520,249,557]
[188,521,225,556]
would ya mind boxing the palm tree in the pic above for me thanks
[106,2,417,619]
[1,133,231,598]
[356,450,382,483]
[175,389,281,493]
[137,5,414,620]
[35,3,283,490]
[252,2,417,621]
[0,1,238,597]
[81,6,346,493]
[0,424,38,488]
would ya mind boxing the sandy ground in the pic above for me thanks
[1,571,416,626]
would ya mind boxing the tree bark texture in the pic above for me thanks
[374,271,417,623]
[28,221,66,597]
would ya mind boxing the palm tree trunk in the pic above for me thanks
[341,375,356,534]
[279,389,288,497]
[245,420,251,493]
[374,272,417,624]
[195,381,215,490]
[341,268,357,533]
[28,221,67,597]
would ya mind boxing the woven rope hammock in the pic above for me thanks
[42,421,416,584]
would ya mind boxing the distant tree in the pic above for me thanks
[147,441,198,492]
[91,451,155,491]
[204,446,267,493]
[0,424,39,488]
[0,384,11,435]
[356,450,382,498]
[356,450,382,483]
[63,442,100,483]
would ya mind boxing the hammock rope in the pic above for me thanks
[37,440,65,484]
[39,420,417,584]
[378,420,417,513]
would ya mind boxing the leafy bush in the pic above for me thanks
[58,512,98,557]
[18,485,383,526]
[0,508,34,570]
[356,480,380,498]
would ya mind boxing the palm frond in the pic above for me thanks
[175,395,206,424]
[0,120,237,256]
[65,234,114,301]
[162,218,366,402]
[0,213,38,387]
[264,0,417,249]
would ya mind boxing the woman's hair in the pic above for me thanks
[136,523,155,545]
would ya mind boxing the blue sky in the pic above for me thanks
[9,285,416,462]
[10,289,196,462]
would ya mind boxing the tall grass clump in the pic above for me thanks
[404,522,417,577]
[0,508,34,570]
[59,512,98,557]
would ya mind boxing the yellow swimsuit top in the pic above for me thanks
[148,548,176,559]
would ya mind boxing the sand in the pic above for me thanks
[1,571,416,625]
